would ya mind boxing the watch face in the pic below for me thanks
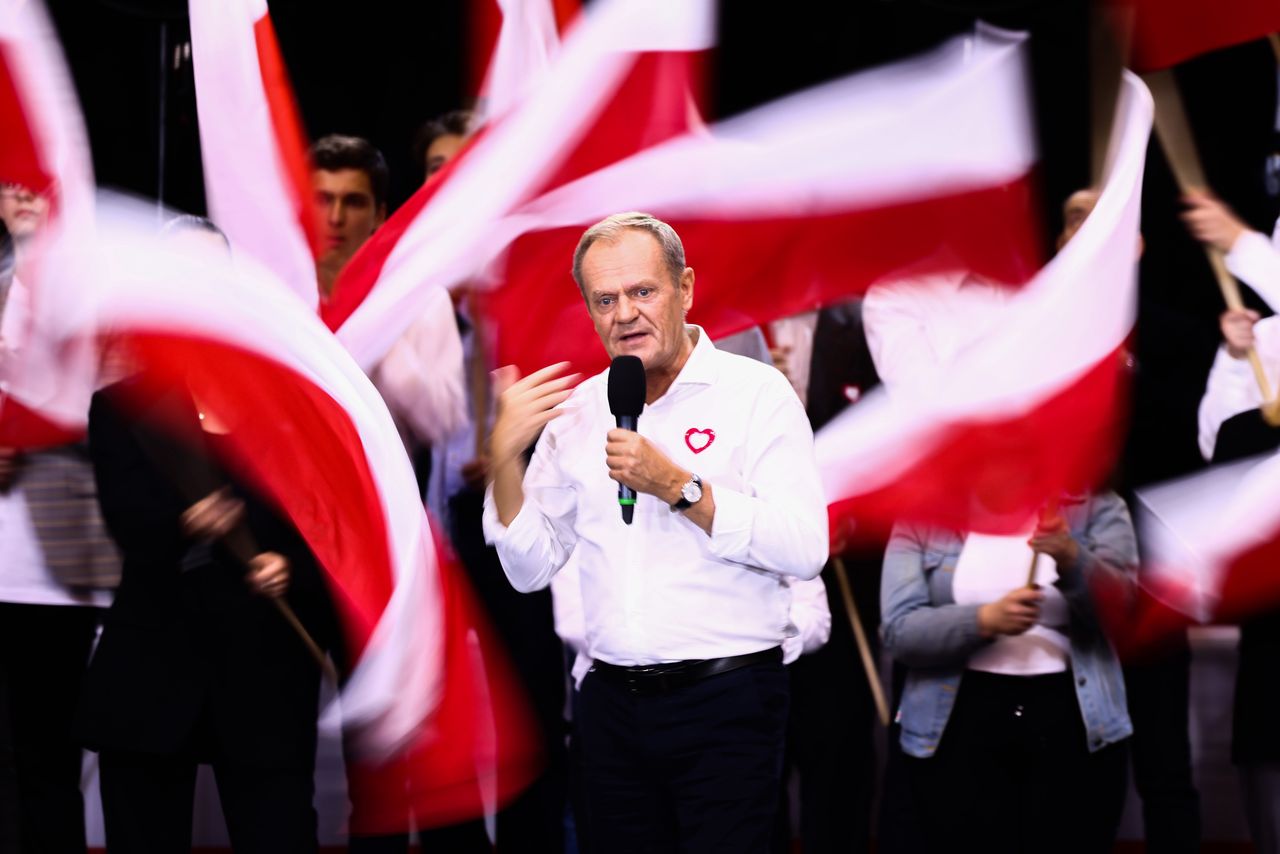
[681,480,702,503]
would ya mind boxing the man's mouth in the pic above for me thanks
[618,331,647,345]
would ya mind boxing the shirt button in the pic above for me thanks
[1013,704,1024,718]
[1077,676,1087,687]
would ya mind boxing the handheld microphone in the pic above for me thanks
[607,355,646,525]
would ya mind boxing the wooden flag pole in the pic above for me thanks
[1143,69,1276,409]
[1026,498,1059,588]
[832,557,890,727]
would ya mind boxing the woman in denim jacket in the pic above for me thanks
[880,491,1135,854]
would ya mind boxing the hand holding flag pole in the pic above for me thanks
[1143,69,1277,418]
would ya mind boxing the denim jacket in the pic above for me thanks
[881,492,1135,758]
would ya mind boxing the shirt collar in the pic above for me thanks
[669,325,717,388]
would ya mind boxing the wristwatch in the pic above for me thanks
[672,473,703,511]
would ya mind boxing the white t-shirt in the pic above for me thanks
[951,531,1070,675]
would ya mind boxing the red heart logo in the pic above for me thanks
[685,428,715,454]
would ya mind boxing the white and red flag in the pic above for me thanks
[815,69,1151,538]
[0,0,97,447]
[473,0,579,123]
[46,198,541,830]
[1111,0,1280,72]
[188,0,320,306]
[1119,452,1280,651]
[329,0,713,365]
[480,24,1041,381]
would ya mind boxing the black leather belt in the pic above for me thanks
[590,647,782,696]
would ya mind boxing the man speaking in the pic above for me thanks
[484,212,828,852]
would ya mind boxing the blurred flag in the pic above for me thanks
[1112,0,1280,72]
[331,0,713,367]
[815,70,1151,538]
[474,0,579,122]
[47,199,540,831]
[484,24,1041,380]
[0,0,96,446]
[189,0,320,306]
[1127,451,1280,641]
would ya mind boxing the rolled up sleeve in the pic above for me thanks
[482,429,578,593]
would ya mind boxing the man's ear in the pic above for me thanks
[374,204,388,229]
[680,266,695,311]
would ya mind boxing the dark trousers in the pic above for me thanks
[0,602,100,854]
[907,670,1128,854]
[98,750,318,853]
[1125,641,1201,854]
[578,660,788,854]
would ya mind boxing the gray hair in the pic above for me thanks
[571,212,686,294]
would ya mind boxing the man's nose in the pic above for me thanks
[327,200,345,226]
[616,293,639,322]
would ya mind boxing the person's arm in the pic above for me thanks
[1042,492,1138,630]
[880,524,990,668]
[1182,193,1280,312]
[482,363,580,593]
[1197,311,1271,461]
[881,524,1043,669]
[862,282,945,397]
[372,287,468,446]
[603,371,828,579]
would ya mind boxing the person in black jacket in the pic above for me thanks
[78,376,337,854]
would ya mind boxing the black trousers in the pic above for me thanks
[1124,640,1201,854]
[578,660,788,854]
[0,602,100,854]
[906,670,1128,854]
[98,749,318,854]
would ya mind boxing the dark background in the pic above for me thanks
[44,0,1280,489]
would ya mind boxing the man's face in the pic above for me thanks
[580,228,693,373]
[0,183,49,241]
[1056,189,1099,251]
[424,133,466,181]
[312,168,385,269]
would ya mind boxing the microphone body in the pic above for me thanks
[616,414,637,524]
[607,355,646,526]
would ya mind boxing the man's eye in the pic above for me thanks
[598,296,614,307]
[636,288,653,298]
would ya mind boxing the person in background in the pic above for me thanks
[0,184,119,854]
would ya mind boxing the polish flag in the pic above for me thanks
[331,0,713,370]
[473,0,579,123]
[1112,0,1280,72]
[482,24,1041,381]
[188,0,320,307]
[1125,452,1280,648]
[48,198,540,830]
[815,71,1151,538]
[0,0,96,446]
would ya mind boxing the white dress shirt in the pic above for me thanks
[1198,316,1280,461]
[484,326,828,667]
[863,271,1011,398]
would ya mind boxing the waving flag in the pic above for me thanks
[482,25,1041,380]
[45,198,539,830]
[332,0,713,368]
[815,71,1151,539]
[189,0,320,306]
[1112,0,1280,72]
[474,0,578,122]
[0,0,96,446]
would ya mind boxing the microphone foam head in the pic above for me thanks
[607,355,646,417]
